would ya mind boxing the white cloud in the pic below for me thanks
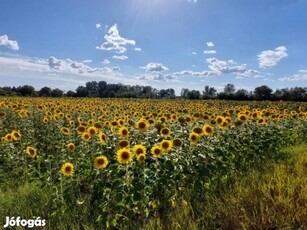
[96,24,136,54]
[192,52,197,55]
[112,55,128,60]
[140,62,168,72]
[279,69,307,81]
[48,56,120,74]
[172,70,216,78]
[206,41,214,47]
[188,0,198,3]
[206,57,260,77]
[258,46,288,69]
[0,35,19,51]
[102,59,110,64]
[83,60,92,63]
[96,23,102,29]
[135,47,142,51]
[0,55,140,91]
[204,50,216,54]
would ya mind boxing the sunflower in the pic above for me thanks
[133,144,146,156]
[189,132,200,144]
[61,162,74,176]
[219,121,229,129]
[215,116,225,125]
[178,117,186,124]
[69,120,75,127]
[238,113,248,122]
[160,140,173,152]
[118,140,130,149]
[81,132,91,142]
[116,148,133,164]
[67,143,75,152]
[172,138,183,148]
[87,126,97,137]
[76,125,86,134]
[192,127,203,136]
[77,116,83,123]
[26,146,37,158]
[11,130,21,141]
[118,126,129,138]
[94,122,103,129]
[185,116,192,124]
[151,145,163,158]
[5,133,13,142]
[160,127,172,137]
[98,132,108,145]
[60,127,71,136]
[43,117,49,124]
[136,154,146,162]
[135,120,149,132]
[257,118,267,125]
[87,119,95,126]
[94,155,109,169]
[148,119,155,126]
[203,124,214,136]
[111,121,118,128]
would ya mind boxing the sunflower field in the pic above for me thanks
[0,97,307,229]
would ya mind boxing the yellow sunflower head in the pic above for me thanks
[133,144,146,156]
[135,120,148,132]
[5,133,13,142]
[118,126,129,138]
[61,162,74,176]
[238,113,248,122]
[81,132,91,142]
[94,155,109,169]
[203,125,214,136]
[160,140,173,152]
[189,132,200,144]
[26,146,37,158]
[67,143,75,152]
[151,145,163,158]
[118,140,130,149]
[136,153,146,162]
[160,127,172,137]
[116,148,133,164]
[60,127,71,136]
[98,132,108,145]
[192,127,203,136]
[76,125,86,134]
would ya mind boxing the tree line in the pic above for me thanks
[0,81,306,101]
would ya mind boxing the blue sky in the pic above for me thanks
[0,0,306,94]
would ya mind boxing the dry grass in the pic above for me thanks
[144,144,307,230]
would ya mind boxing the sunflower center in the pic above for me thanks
[162,143,169,149]
[65,166,72,172]
[136,148,143,155]
[97,159,105,165]
[154,149,161,154]
[122,130,128,135]
[121,152,130,160]
[138,122,146,129]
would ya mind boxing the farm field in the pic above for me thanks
[0,97,307,229]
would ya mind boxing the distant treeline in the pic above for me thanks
[0,81,306,101]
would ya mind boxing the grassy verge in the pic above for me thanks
[0,144,306,229]
[143,143,307,230]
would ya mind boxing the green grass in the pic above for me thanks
[0,144,306,229]
[143,144,307,230]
